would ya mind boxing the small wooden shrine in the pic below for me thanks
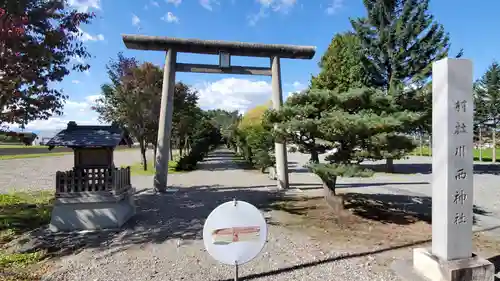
[46,121,136,232]
[46,121,133,196]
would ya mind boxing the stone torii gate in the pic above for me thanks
[121,35,316,192]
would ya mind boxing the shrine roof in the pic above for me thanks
[45,122,133,150]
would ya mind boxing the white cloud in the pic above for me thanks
[249,0,297,25]
[195,78,272,113]
[7,95,104,132]
[150,0,160,7]
[326,0,343,15]
[162,12,179,23]
[84,70,90,76]
[72,80,81,84]
[200,0,220,11]
[68,0,101,12]
[132,14,141,26]
[167,0,182,6]
[76,28,104,42]
[194,78,308,112]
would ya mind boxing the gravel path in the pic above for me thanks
[0,149,152,193]
[42,149,398,281]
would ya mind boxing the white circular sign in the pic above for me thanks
[203,200,268,266]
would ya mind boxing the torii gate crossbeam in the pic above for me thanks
[121,34,316,192]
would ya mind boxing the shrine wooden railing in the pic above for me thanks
[55,167,131,196]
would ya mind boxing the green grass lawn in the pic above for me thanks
[0,152,72,160]
[127,160,180,176]
[412,146,500,162]
[0,191,54,280]
[0,145,46,148]
[0,146,138,160]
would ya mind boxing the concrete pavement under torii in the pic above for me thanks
[121,34,316,192]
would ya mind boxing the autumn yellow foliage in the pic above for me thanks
[238,101,272,130]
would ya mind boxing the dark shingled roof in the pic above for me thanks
[121,34,316,59]
[45,123,132,149]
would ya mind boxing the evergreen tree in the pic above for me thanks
[266,88,419,169]
[264,91,332,163]
[310,32,370,92]
[474,61,500,162]
[350,0,461,171]
[351,0,457,91]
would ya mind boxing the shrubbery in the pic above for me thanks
[232,124,275,172]
[175,120,222,171]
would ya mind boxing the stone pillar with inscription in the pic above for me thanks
[392,58,495,281]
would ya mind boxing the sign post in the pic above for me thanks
[203,198,268,280]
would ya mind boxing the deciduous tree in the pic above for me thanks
[94,57,162,171]
[0,0,95,127]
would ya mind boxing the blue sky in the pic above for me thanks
[19,0,500,133]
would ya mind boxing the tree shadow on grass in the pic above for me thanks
[361,163,500,175]
[342,192,488,225]
[270,192,489,226]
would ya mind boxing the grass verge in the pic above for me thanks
[0,145,46,149]
[0,191,54,280]
[412,146,500,162]
[0,152,71,160]
[0,147,139,160]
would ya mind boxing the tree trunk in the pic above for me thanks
[322,175,344,212]
[385,158,394,173]
[170,139,174,161]
[153,143,157,168]
[139,139,148,171]
[428,135,432,156]
[413,135,417,156]
[419,133,423,156]
[493,126,496,163]
[310,150,319,164]
[479,126,483,161]
[184,135,189,155]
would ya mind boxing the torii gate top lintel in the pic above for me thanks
[121,34,316,60]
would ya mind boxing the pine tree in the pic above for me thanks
[350,0,461,171]
[266,88,420,169]
[264,91,333,163]
[351,0,456,91]
[474,61,500,162]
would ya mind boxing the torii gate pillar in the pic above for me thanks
[270,56,288,189]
